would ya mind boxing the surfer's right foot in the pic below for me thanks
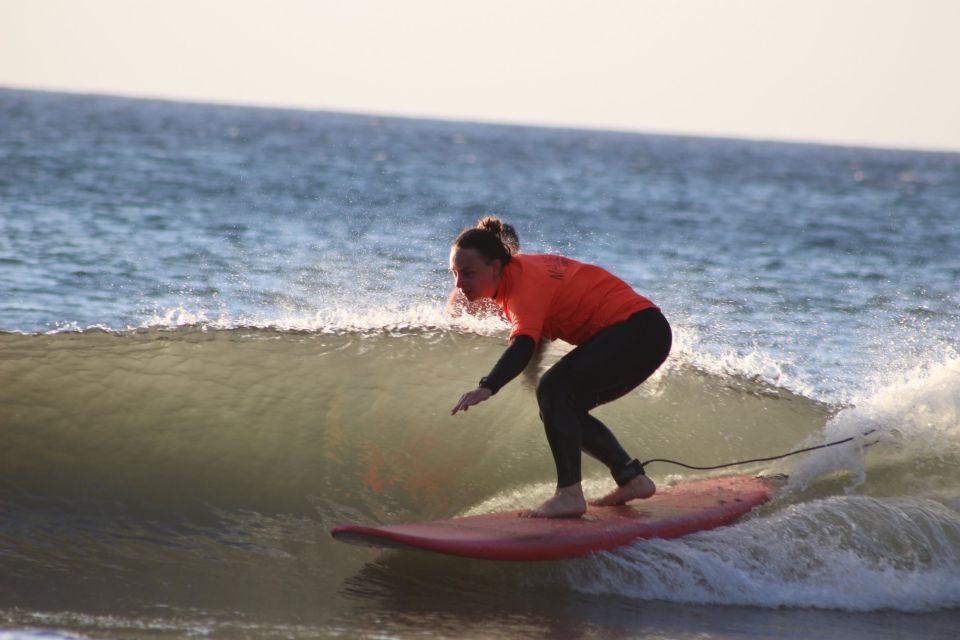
[520,485,587,519]
[590,474,657,506]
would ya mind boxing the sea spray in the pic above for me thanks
[572,495,960,612]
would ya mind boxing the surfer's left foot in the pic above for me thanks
[520,484,587,519]
[590,474,656,506]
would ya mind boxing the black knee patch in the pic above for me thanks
[612,459,645,486]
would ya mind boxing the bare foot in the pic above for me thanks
[590,474,656,506]
[520,484,587,518]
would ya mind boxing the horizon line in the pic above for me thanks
[5,83,959,157]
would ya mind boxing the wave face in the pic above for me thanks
[2,326,959,619]
[0,326,828,517]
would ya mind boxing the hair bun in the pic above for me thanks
[453,216,516,263]
[477,216,504,236]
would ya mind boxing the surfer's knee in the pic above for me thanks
[535,367,572,415]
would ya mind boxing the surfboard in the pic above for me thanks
[331,474,776,561]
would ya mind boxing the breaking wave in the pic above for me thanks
[1,320,958,613]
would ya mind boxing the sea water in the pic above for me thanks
[1,87,959,639]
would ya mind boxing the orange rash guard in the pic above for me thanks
[493,254,657,347]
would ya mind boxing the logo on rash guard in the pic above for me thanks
[545,256,570,280]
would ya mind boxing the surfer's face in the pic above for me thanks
[449,247,502,301]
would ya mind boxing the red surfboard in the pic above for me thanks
[331,474,776,561]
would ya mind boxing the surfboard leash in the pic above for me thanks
[641,428,878,472]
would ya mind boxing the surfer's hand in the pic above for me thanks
[451,387,492,415]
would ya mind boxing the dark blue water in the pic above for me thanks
[2,88,960,639]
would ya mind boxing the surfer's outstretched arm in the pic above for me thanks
[450,335,535,415]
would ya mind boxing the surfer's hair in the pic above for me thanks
[453,217,518,265]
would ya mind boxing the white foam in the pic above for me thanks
[855,349,960,448]
[138,301,511,337]
[668,324,817,399]
[786,351,960,488]
[570,495,960,612]
[0,633,87,640]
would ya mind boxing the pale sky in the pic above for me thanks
[2,0,959,151]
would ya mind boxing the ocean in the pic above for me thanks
[1,87,959,639]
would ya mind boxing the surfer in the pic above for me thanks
[450,217,671,518]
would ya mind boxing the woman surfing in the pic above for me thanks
[450,217,671,518]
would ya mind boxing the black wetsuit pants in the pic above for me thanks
[536,308,672,488]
